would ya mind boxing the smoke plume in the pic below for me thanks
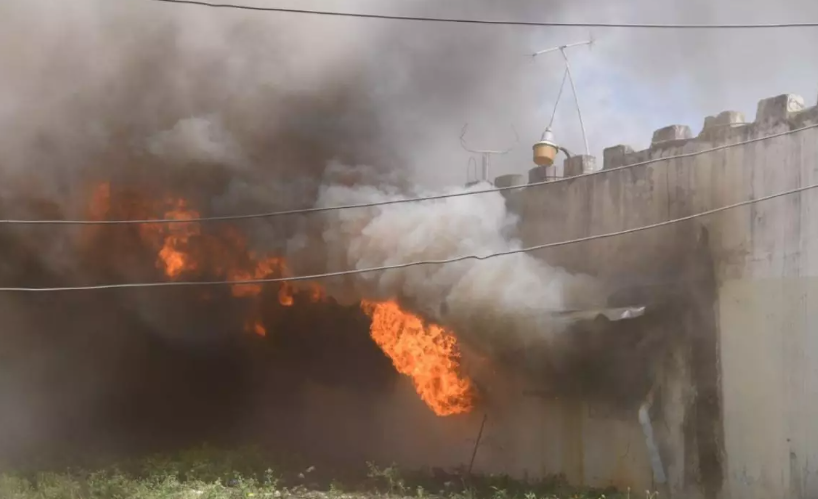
[0,0,815,470]
[296,175,604,357]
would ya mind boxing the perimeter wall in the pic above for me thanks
[498,92,818,499]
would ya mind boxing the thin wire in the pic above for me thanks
[560,48,590,156]
[142,0,818,30]
[547,68,568,132]
[2,179,814,293]
[2,123,816,226]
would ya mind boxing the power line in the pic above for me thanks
[143,0,818,30]
[2,179,814,293]
[3,123,817,226]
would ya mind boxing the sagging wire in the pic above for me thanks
[1,123,816,226]
[1,177,817,292]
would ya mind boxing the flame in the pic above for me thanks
[361,300,474,416]
[133,197,202,279]
[81,182,113,248]
[249,320,267,337]
[85,185,476,417]
[278,283,295,306]
[307,283,325,302]
[88,182,111,220]
[228,256,288,298]
[156,199,201,278]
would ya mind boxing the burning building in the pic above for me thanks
[0,9,667,498]
[5,2,818,499]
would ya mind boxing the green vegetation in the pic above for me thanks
[0,446,646,499]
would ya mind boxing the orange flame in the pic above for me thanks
[361,300,474,416]
[88,182,111,220]
[228,256,288,298]
[278,283,295,307]
[308,284,325,302]
[248,320,267,337]
[86,185,476,417]
[134,198,202,279]
[157,199,201,278]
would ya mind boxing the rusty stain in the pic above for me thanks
[610,438,638,490]
[562,398,585,484]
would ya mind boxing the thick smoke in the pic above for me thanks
[0,0,603,350]
[1,0,816,471]
[295,175,604,357]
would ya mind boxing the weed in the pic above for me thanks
[366,462,406,494]
[0,451,635,499]
[329,479,345,494]
[490,485,509,499]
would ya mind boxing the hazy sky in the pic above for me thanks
[2,0,818,188]
[263,0,818,185]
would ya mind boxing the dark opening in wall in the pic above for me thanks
[0,269,399,469]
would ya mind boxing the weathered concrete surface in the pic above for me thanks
[511,93,818,499]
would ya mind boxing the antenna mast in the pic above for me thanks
[460,124,519,186]
[532,37,594,156]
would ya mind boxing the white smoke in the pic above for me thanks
[3,0,811,471]
[146,115,245,168]
[287,166,605,355]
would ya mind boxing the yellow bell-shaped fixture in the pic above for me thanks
[533,128,560,167]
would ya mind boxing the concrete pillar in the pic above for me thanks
[603,145,635,170]
[755,94,805,123]
[564,155,596,178]
[528,166,551,184]
[699,111,746,141]
[651,125,692,146]
[702,111,745,131]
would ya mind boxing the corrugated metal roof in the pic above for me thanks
[551,305,646,322]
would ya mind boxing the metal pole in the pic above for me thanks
[532,39,594,58]
[459,124,518,184]
[467,413,488,478]
[560,47,590,156]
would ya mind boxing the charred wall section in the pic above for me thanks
[512,92,818,498]
[0,237,402,468]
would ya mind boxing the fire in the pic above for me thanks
[155,199,201,278]
[128,192,325,332]
[249,320,267,337]
[89,182,111,220]
[361,300,475,416]
[225,257,318,308]
[278,283,295,307]
[82,182,113,246]
[85,184,475,416]
[228,256,288,298]
[132,197,202,279]
[307,284,325,302]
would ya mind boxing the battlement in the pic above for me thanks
[508,88,818,499]
[519,92,818,181]
[600,92,818,171]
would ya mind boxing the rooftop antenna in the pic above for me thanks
[530,36,594,165]
[460,124,519,186]
[466,156,479,186]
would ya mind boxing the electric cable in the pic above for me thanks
[2,123,816,226]
[142,0,818,30]
[1,178,814,292]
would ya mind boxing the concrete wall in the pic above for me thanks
[509,93,818,499]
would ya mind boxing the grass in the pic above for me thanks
[0,446,643,499]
